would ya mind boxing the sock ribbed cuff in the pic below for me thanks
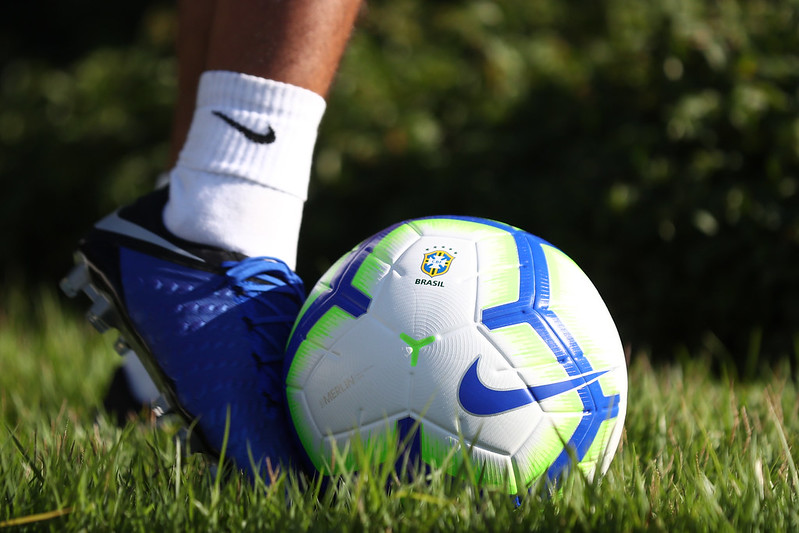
[176,70,326,200]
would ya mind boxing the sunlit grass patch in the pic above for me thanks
[1,287,798,531]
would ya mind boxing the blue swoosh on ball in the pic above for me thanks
[458,357,610,416]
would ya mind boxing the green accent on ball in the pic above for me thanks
[420,430,517,492]
[520,415,583,486]
[399,333,435,367]
[420,430,461,476]
[349,254,385,299]
[579,416,617,473]
[406,217,523,311]
[542,244,624,396]
[350,223,419,297]
[542,387,586,415]
[308,306,356,345]
[285,388,326,472]
[372,222,421,262]
[477,233,521,310]
[285,337,318,388]
[489,322,559,369]
[327,425,398,475]
[489,321,586,415]
[286,306,358,388]
[287,247,358,344]
[409,218,511,241]
[482,457,518,493]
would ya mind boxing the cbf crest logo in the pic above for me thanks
[422,249,455,277]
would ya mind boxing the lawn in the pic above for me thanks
[1,287,797,531]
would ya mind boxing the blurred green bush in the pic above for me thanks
[2,0,797,364]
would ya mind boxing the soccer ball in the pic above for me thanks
[284,217,627,492]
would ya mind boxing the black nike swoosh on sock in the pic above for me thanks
[212,110,276,144]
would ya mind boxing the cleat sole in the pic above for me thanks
[59,261,90,298]
[83,284,123,334]
[60,254,213,457]
[113,336,132,356]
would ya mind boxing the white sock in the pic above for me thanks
[163,71,327,269]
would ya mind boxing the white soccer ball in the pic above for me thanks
[284,217,627,492]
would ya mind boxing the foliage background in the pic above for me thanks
[1,0,798,367]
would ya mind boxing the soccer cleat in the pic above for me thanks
[61,187,305,476]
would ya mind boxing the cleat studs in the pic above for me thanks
[87,312,110,333]
[83,288,121,332]
[87,297,113,333]
[59,262,90,298]
[113,336,132,356]
[152,394,173,418]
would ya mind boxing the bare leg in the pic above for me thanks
[169,0,216,166]
[206,0,362,96]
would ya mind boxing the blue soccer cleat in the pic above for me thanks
[61,188,305,477]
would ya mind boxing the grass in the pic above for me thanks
[1,287,798,531]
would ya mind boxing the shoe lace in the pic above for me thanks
[223,257,305,408]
